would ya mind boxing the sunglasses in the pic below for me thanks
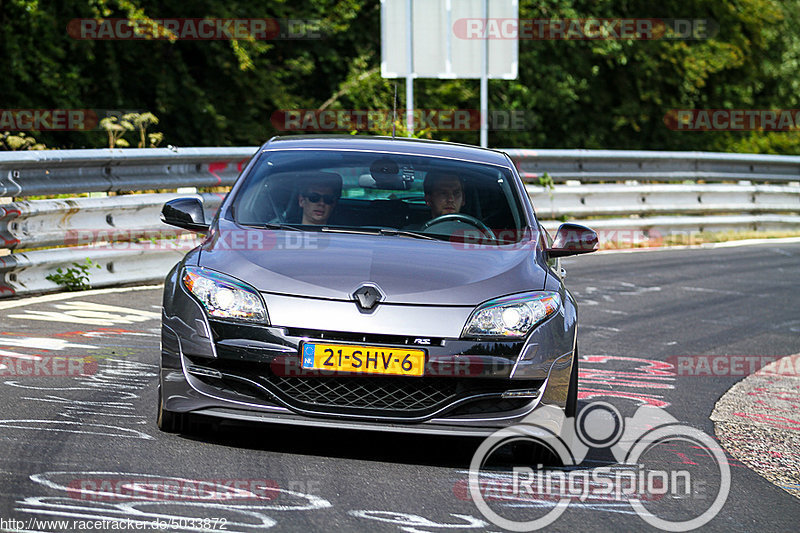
[304,192,337,205]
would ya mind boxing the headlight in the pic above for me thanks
[462,291,561,338]
[182,266,268,323]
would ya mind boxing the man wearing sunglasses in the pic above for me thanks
[297,172,342,225]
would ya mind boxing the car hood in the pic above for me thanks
[198,224,546,306]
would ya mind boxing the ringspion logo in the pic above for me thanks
[468,402,731,531]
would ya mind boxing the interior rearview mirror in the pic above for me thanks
[367,158,408,190]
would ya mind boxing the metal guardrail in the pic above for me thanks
[0,147,799,298]
[527,183,800,218]
[0,147,256,197]
[0,245,189,298]
[3,147,799,197]
[507,149,800,183]
[1,193,223,250]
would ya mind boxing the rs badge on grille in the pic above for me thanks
[352,283,384,311]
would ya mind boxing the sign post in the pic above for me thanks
[405,0,415,135]
[381,0,519,147]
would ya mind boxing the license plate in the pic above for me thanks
[300,342,425,377]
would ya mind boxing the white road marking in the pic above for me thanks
[771,248,794,257]
[7,301,160,326]
[0,420,153,439]
[3,382,139,400]
[582,325,622,333]
[5,311,129,326]
[0,285,162,310]
[349,510,489,531]
[57,301,161,318]
[594,236,800,254]
[0,336,97,351]
[600,309,629,315]
[16,499,277,533]
[17,471,335,533]
[681,286,745,296]
[0,349,42,360]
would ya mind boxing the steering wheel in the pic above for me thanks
[422,213,497,240]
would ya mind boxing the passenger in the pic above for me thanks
[297,172,342,225]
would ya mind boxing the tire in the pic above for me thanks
[511,440,562,467]
[565,346,579,419]
[156,383,184,433]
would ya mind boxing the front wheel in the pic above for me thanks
[156,383,185,433]
[565,346,579,418]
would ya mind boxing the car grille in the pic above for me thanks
[186,356,540,420]
[267,375,457,411]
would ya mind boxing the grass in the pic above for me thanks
[599,230,800,250]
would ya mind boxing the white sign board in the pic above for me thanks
[381,0,518,79]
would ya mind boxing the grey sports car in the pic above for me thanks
[158,136,597,436]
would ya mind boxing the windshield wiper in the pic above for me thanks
[378,228,436,240]
[318,226,437,240]
[262,222,304,231]
[319,226,382,236]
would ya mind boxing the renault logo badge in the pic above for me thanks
[352,283,384,311]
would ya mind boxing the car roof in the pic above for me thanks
[260,135,513,167]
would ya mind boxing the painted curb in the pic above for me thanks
[711,353,800,498]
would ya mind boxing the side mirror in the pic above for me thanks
[548,223,598,257]
[161,198,209,232]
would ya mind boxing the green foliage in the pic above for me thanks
[99,112,163,148]
[148,132,164,147]
[1,0,799,153]
[538,172,555,191]
[99,115,134,148]
[351,118,433,139]
[129,112,159,148]
[45,258,103,291]
[0,132,46,150]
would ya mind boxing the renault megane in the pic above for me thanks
[157,136,597,436]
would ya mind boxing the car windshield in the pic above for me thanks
[230,149,527,243]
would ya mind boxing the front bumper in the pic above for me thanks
[160,262,577,435]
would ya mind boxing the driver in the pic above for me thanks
[297,172,342,225]
[424,171,465,219]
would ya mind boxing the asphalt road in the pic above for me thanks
[0,242,798,532]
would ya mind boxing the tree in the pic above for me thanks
[1,0,798,153]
